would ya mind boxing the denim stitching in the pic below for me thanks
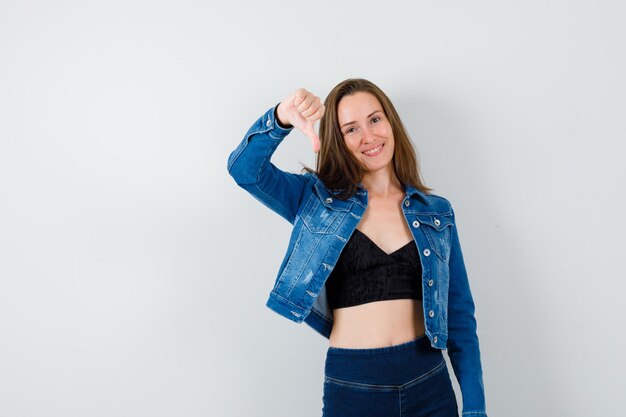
[323,359,447,392]
[302,199,341,234]
[324,376,398,391]
[283,231,323,297]
[400,359,447,390]
[423,225,452,263]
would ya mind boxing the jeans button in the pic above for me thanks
[404,200,410,207]
[423,248,430,256]
[433,336,438,343]
[434,218,441,226]
[429,310,435,318]
[428,279,434,287]
[412,220,420,228]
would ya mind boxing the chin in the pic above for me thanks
[361,161,393,172]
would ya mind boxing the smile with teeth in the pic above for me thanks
[362,143,384,156]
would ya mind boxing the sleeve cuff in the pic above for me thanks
[274,104,294,130]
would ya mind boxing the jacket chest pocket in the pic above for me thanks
[414,214,453,262]
[301,195,345,234]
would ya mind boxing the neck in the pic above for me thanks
[359,166,403,197]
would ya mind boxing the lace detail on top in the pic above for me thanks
[325,228,423,310]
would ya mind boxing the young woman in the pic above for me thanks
[227,78,488,417]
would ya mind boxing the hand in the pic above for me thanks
[276,88,324,153]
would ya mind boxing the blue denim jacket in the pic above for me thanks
[227,104,488,417]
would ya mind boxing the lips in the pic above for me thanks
[362,143,384,156]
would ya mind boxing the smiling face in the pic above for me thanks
[337,91,395,175]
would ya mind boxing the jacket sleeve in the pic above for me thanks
[446,202,488,417]
[227,103,311,225]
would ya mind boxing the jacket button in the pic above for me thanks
[423,248,430,256]
[266,119,271,127]
[429,310,435,317]
[412,220,420,228]
[428,279,434,287]
[434,218,441,226]
[325,197,333,204]
[404,200,410,207]
[433,336,438,343]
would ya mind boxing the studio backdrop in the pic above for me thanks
[0,1,624,416]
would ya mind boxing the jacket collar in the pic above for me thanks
[315,175,430,206]
[402,183,430,205]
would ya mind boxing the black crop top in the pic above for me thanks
[325,228,423,310]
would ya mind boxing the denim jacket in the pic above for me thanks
[227,104,488,417]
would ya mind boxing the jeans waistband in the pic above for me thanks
[324,334,445,386]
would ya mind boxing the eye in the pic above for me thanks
[371,116,381,123]
[345,127,356,134]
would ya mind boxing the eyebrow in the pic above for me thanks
[340,110,382,129]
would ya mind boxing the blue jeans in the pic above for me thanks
[323,334,459,417]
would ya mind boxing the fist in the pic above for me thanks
[276,88,324,153]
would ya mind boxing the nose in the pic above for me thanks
[362,124,376,143]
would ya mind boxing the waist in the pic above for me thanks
[324,334,444,386]
[328,299,425,348]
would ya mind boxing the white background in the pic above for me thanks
[1,1,624,416]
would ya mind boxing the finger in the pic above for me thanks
[301,100,322,118]
[297,94,314,113]
[311,134,320,153]
[302,121,320,153]
[306,130,320,153]
[306,104,325,121]
[293,89,308,107]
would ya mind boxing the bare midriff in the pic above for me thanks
[328,299,426,348]
[328,182,427,349]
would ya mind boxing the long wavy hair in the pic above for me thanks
[301,78,433,200]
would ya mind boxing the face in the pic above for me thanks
[337,91,395,173]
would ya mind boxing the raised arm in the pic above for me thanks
[226,89,324,224]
